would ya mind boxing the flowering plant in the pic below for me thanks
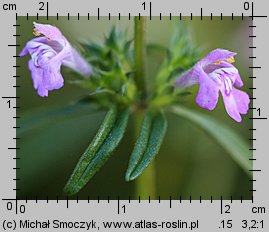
[20,19,251,196]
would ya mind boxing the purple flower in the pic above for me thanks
[20,22,92,97]
[175,49,250,122]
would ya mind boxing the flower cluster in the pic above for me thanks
[21,23,249,122]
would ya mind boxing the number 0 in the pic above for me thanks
[7,202,13,210]
[19,205,26,213]
[244,2,250,10]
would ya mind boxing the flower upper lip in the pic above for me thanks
[33,22,63,40]
[201,48,237,65]
[214,56,235,65]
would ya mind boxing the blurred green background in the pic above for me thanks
[17,16,252,200]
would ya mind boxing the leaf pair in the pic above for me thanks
[64,105,129,195]
[64,107,167,195]
[125,111,167,181]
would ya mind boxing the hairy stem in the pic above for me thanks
[134,16,147,101]
[135,159,157,199]
[133,16,156,199]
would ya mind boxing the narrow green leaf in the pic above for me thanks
[126,111,167,181]
[125,111,153,180]
[170,106,251,175]
[64,105,117,194]
[64,108,129,195]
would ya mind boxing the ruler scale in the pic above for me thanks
[1,0,268,231]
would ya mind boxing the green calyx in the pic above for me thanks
[71,22,199,112]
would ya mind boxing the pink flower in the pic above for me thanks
[175,49,250,122]
[20,22,92,97]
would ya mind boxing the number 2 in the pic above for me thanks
[39,2,45,10]
[224,205,230,213]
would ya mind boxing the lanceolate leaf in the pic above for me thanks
[64,105,117,195]
[126,111,167,181]
[64,108,129,195]
[125,111,153,180]
[170,106,251,175]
